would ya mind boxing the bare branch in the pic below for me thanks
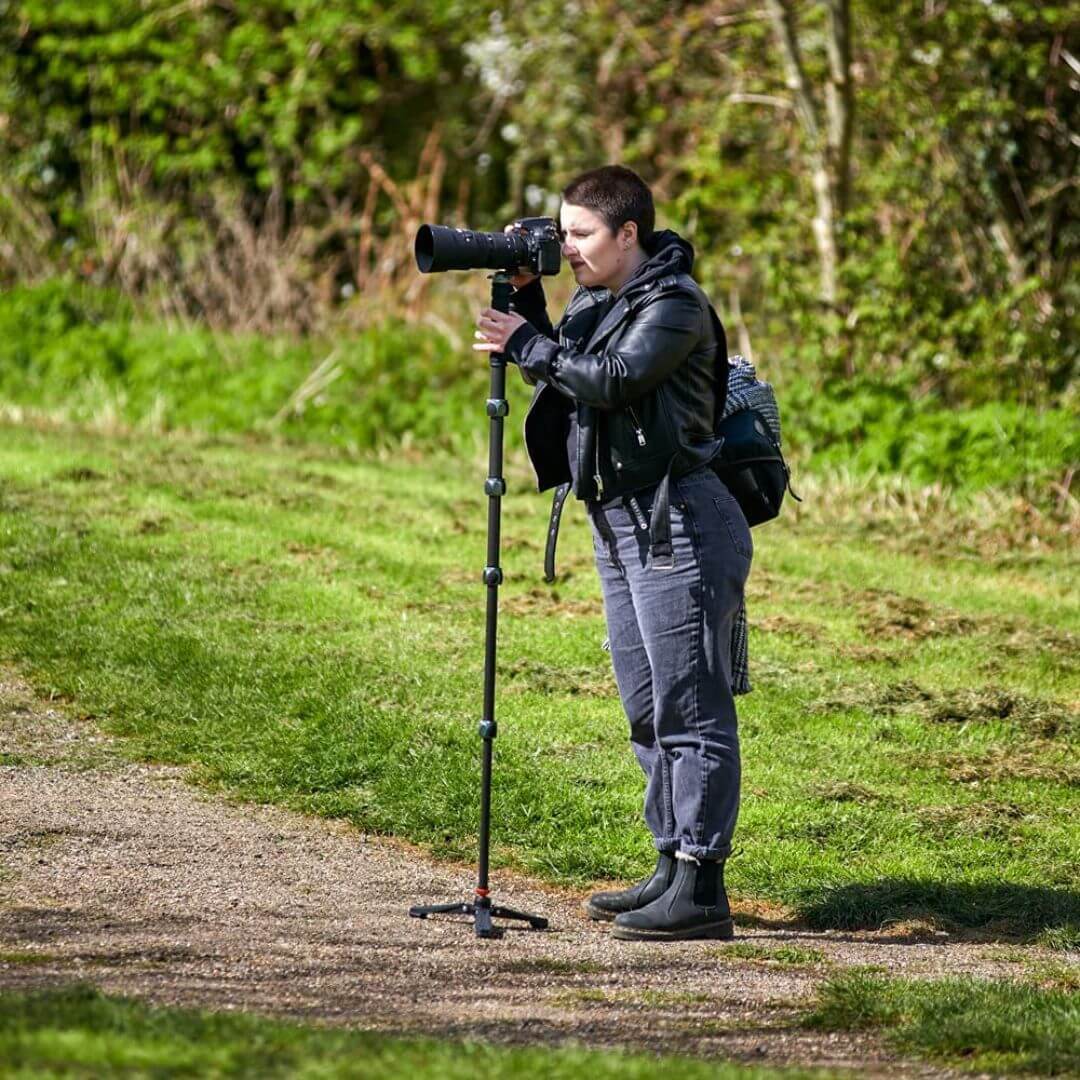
[763,0,820,144]
[823,0,855,215]
[727,93,793,109]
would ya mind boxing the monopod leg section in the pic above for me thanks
[406,272,548,938]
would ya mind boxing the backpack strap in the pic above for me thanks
[640,284,730,570]
[707,304,729,426]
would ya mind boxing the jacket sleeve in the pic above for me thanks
[508,277,556,341]
[504,290,703,410]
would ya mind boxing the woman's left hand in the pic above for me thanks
[474,307,527,352]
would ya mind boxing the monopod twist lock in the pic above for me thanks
[408,270,549,938]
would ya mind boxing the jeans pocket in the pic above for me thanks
[713,496,752,560]
[590,513,618,567]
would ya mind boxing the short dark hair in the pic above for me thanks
[561,165,655,246]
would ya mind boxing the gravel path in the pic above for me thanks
[0,667,1036,1074]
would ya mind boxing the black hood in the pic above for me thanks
[616,228,695,296]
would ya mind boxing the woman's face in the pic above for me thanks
[559,202,635,290]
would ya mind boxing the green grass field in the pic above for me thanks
[1,421,1076,936]
[0,984,820,1080]
[808,968,1080,1075]
[2,974,1076,1078]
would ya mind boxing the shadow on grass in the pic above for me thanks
[796,880,1080,940]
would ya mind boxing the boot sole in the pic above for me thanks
[611,917,735,942]
[584,901,618,922]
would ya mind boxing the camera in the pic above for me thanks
[414,217,562,276]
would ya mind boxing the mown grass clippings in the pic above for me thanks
[754,614,822,641]
[922,689,1077,738]
[854,589,979,642]
[0,983,818,1079]
[810,781,886,806]
[815,680,1077,739]
[805,970,1080,1075]
[928,745,1080,787]
[914,800,1037,844]
[551,988,610,1006]
[500,657,614,698]
[54,466,106,484]
[500,586,601,619]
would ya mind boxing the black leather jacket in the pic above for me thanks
[504,229,728,577]
[506,230,727,501]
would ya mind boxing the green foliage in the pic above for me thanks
[783,373,1079,492]
[0,0,490,204]
[1,1,1075,400]
[0,281,1074,498]
[807,971,1080,1074]
[0,279,487,454]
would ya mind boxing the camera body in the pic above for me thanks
[506,217,562,276]
[415,216,562,276]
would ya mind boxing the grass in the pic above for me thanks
[0,983,824,1079]
[1036,925,1080,953]
[707,943,827,967]
[0,422,1077,936]
[806,970,1080,1075]
[0,952,55,967]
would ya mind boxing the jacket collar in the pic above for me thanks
[580,229,696,349]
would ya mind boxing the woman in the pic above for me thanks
[473,165,751,941]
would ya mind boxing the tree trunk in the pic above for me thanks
[765,0,854,315]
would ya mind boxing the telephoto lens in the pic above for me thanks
[414,218,561,276]
[415,225,528,273]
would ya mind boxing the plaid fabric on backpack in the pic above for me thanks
[723,354,783,440]
[714,352,799,527]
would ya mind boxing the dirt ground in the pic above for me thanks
[0,667,1046,1075]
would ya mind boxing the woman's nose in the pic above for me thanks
[561,241,577,257]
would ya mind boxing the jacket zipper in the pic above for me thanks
[627,405,647,447]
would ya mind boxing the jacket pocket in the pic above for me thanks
[609,392,679,478]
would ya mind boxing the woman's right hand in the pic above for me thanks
[504,224,540,289]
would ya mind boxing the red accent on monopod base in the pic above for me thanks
[475,887,490,898]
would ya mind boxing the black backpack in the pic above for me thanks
[708,309,800,526]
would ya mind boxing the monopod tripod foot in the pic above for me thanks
[409,895,548,938]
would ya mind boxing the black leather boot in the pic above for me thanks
[611,854,734,940]
[584,852,677,921]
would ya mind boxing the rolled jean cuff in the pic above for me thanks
[680,841,731,861]
[654,837,680,854]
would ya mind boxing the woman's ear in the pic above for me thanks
[621,221,637,250]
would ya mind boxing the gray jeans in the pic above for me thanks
[588,466,752,860]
